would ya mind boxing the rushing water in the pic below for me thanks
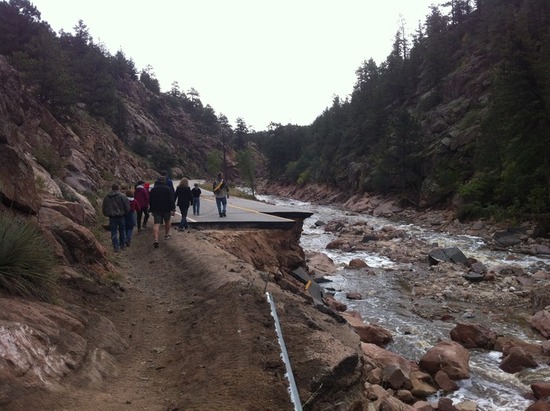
[256,194,550,411]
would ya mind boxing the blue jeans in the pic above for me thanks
[192,198,200,214]
[109,216,126,251]
[215,197,227,215]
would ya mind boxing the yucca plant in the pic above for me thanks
[0,214,57,299]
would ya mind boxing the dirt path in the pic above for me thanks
[20,227,293,411]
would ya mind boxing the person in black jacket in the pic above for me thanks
[174,178,193,231]
[191,182,202,215]
[149,176,175,248]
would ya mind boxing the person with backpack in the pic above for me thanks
[212,172,229,217]
[134,180,150,231]
[102,183,130,252]
[191,182,202,215]
[124,190,140,246]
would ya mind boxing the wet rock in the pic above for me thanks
[531,309,550,338]
[455,400,478,411]
[493,229,525,247]
[346,292,363,300]
[361,234,378,242]
[434,370,458,392]
[409,369,438,398]
[347,258,369,269]
[419,340,470,380]
[437,397,456,411]
[494,336,543,357]
[499,346,538,373]
[526,401,550,411]
[532,382,550,400]
[449,322,497,349]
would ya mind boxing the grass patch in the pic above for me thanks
[0,214,57,300]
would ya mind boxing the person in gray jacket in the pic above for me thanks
[102,183,130,252]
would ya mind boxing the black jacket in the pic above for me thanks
[174,186,192,209]
[149,182,175,213]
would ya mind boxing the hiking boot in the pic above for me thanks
[154,240,159,248]
[165,234,172,240]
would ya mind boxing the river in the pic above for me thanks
[256,194,550,411]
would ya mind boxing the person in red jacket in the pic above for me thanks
[134,180,150,231]
[124,190,140,246]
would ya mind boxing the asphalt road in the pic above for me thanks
[172,185,312,230]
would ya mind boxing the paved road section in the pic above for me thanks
[174,189,313,230]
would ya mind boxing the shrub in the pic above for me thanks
[34,146,65,177]
[0,214,57,299]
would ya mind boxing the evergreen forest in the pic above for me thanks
[251,0,550,221]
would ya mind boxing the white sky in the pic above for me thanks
[31,0,437,131]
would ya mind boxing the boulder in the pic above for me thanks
[379,396,416,411]
[455,400,478,411]
[499,347,538,373]
[531,310,550,338]
[346,292,363,300]
[419,340,470,380]
[361,342,414,389]
[347,258,369,269]
[38,207,113,277]
[493,230,524,247]
[526,401,550,411]
[532,382,550,400]
[324,295,347,312]
[342,311,392,347]
[532,285,550,314]
[495,336,543,357]
[0,145,41,214]
[412,401,435,411]
[450,322,497,349]
[434,370,458,392]
[437,397,456,411]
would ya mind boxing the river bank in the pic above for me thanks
[258,181,550,410]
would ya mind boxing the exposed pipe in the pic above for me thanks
[266,292,302,411]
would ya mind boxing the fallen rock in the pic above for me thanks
[499,346,538,373]
[531,309,550,338]
[419,340,470,380]
[450,322,497,349]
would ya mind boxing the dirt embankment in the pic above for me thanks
[2,220,366,411]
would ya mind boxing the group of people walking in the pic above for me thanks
[102,172,228,251]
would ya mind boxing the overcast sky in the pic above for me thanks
[31,0,438,131]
